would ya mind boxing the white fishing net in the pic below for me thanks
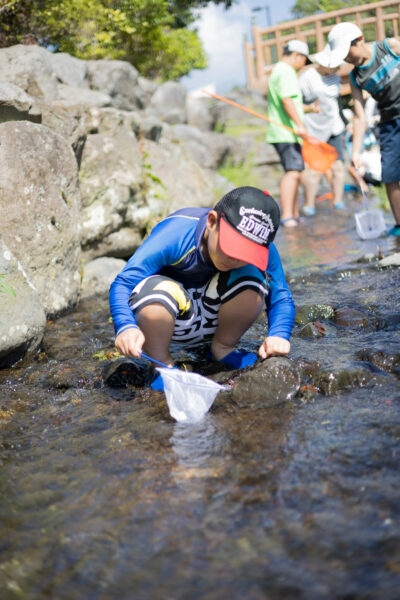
[156,367,226,423]
[355,209,386,240]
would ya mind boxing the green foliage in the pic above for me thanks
[0,0,232,80]
[290,0,381,19]
[0,274,16,298]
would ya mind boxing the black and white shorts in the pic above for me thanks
[129,266,268,346]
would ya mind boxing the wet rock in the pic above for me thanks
[0,120,82,317]
[334,306,368,328]
[104,359,147,388]
[357,345,400,376]
[295,304,335,325]
[0,240,46,368]
[313,366,372,395]
[298,321,326,338]
[379,252,400,268]
[228,357,301,408]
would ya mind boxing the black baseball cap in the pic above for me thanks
[214,186,280,270]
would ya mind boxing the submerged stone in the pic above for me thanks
[298,321,327,338]
[295,304,335,325]
[229,357,300,408]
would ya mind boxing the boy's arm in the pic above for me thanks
[258,243,295,358]
[281,96,307,137]
[109,219,182,357]
[350,81,366,169]
[387,37,400,54]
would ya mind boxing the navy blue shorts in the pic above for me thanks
[379,118,400,183]
[327,132,345,162]
[273,142,304,172]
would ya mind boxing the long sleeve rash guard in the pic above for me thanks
[109,207,295,340]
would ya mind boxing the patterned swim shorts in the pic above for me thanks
[128,265,268,346]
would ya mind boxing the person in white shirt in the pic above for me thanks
[299,47,348,215]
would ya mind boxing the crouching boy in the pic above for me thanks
[109,186,295,390]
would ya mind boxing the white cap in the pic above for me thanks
[285,39,312,64]
[325,22,363,68]
[312,44,338,68]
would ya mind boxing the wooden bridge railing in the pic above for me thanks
[244,0,400,94]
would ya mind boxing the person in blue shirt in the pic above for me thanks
[109,186,295,390]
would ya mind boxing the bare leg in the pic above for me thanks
[301,166,320,209]
[280,170,301,225]
[386,181,400,224]
[211,289,264,360]
[136,303,175,368]
[331,160,345,205]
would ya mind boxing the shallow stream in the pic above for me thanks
[1,199,399,599]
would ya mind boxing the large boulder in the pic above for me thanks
[0,121,82,316]
[144,138,214,214]
[186,96,217,131]
[0,82,41,124]
[81,256,126,299]
[149,81,187,124]
[0,239,46,367]
[79,130,144,256]
[87,59,145,110]
[33,100,87,167]
[56,84,112,107]
[49,52,88,88]
[0,44,58,99]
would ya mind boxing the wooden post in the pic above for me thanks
[315,19,324,51]
[376,7,385,38]
[244,41,256,90]
[253,25,265,90]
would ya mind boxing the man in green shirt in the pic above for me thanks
[266,40,313,227]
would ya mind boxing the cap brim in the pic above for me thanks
[219,217,269,271]
[312,47,346,68]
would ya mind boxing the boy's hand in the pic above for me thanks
[258,336,290,359]
[115,327,145,358]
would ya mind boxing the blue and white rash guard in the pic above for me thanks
[109,207,295,341]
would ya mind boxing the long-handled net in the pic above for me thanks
[202,90,338,174]
[354,168,386,239]
[142,353,225,423]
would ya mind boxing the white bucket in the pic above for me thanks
[355,209,386,240]
[157,367,226,423]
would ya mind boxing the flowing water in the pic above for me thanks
[1,199,399,599]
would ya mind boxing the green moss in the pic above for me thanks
[217,155,260,189]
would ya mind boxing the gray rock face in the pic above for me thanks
[0,240,46,367]
[150,82,187,124]
[144,138,214,214]
[0,121,82,316]
[0,82,41,123]
[81,256,126,299]
[0,44,58,99]
[56,84,112,107]
[87,59,145,110]
[186,96,217,131]
[49,52,88,88]
[79,130,143,253]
